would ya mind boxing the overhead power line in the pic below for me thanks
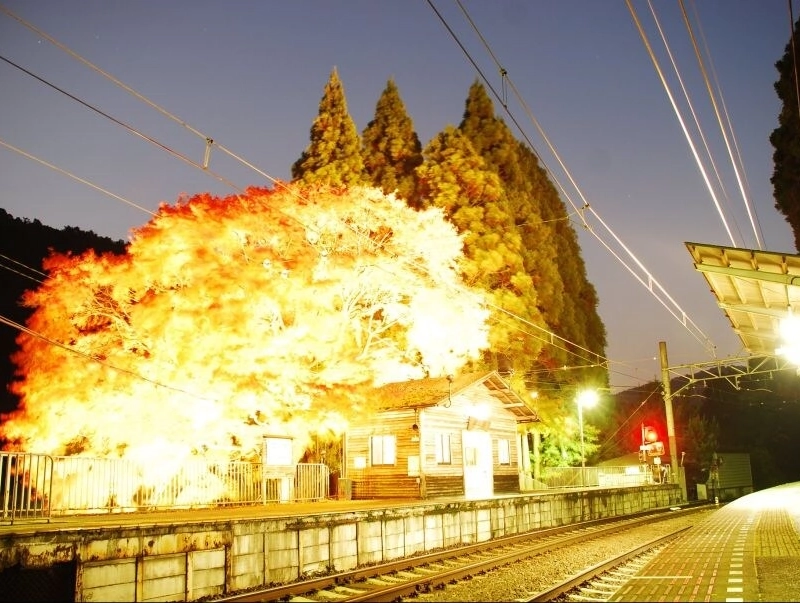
[676,0,761,249]
[433,0,717,357]
[0,2,640,391]
[0,54,242,193]
[0,137,157,217]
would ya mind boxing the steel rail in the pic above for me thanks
[523,526,693,602]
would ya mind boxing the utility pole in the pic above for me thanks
[659,341,686,500]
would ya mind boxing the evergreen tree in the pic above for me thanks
[362,78,423,202]
[292,68,367,187]
[770,15,800,252]
[416,125,543,375]
[457,82,606,390]
[517,144,607,389]
[458,83,564,368]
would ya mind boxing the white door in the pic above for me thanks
[462,430,493,499]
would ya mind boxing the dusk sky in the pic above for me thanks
[0,1,796,393]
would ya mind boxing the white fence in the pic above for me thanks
[1,452,329,523]
[537,465,655,489]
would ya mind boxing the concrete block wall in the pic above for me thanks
[0,484,682,601]
[330,523,358,571]
[83,558,136,601]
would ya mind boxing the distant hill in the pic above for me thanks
[0,209,126,415]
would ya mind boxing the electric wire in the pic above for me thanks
[626,0,736,247]
[491,314,648,391]
[0,3,308,198]
[1,3,658,396]
[0,54,242,194]
[0,137,157,218]
[789,0,800,124]
[0,4,213,149]
[1,3,786,476]
[442,0,716,357]
[685,0,765,248]
[0,14,604,379]
[0,252,47,282]
[676,0,761,249]
[0,262,44,285]
[0,313,218,403]
[596,384,661,456]
[3,2,786,388]
[647,1,745,248]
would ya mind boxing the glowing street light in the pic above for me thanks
[776,309,800,365]
[577,389,599,486]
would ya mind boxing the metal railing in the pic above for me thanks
[2,453,330,521]
[1,452,53,524]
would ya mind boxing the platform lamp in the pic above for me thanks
[577,389,599,487]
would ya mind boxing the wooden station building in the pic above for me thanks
[344,371,541,500]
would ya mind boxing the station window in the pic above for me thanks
[497,438,511,465]
[369,435,396,466]
[435,432,452,464]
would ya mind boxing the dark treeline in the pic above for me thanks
[601,369,800,491]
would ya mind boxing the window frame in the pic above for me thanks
[497,438,511,465]
[434,432,452,465]
[369,434,396,466]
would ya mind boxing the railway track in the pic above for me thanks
[213,505,707,603]
[523,527,690,602]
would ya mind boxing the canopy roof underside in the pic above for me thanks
[686,242,800,357]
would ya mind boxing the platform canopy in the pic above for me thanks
[685,242,800,357]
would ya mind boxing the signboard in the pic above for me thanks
[263,435,293,466]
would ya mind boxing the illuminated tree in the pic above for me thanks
[539,162,607,389]
[361,78,423,202]
[457,82,564,375]
[1,185,490,463]
[537,411,599,468]
[292,67,367,187]
[416,125,540,375]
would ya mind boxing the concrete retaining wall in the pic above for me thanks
[0,485,681,601]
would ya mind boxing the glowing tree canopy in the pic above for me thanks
[1,184,490,462]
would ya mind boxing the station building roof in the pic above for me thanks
[375,370,541,423]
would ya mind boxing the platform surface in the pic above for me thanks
[611,482,800,602]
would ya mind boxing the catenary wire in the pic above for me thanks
[0,137,157,217]
[1,4,656,392]
[647,1,745,248]
[790,0,800,124]
[0,54,242,194]
[0,313,218,403]
[684,0,766,248]
[626,0,736,246]
[439,0,716,356]
[675,0,761,249]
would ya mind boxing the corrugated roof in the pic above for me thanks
[685,242,800,356]
[375,370,540,423]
